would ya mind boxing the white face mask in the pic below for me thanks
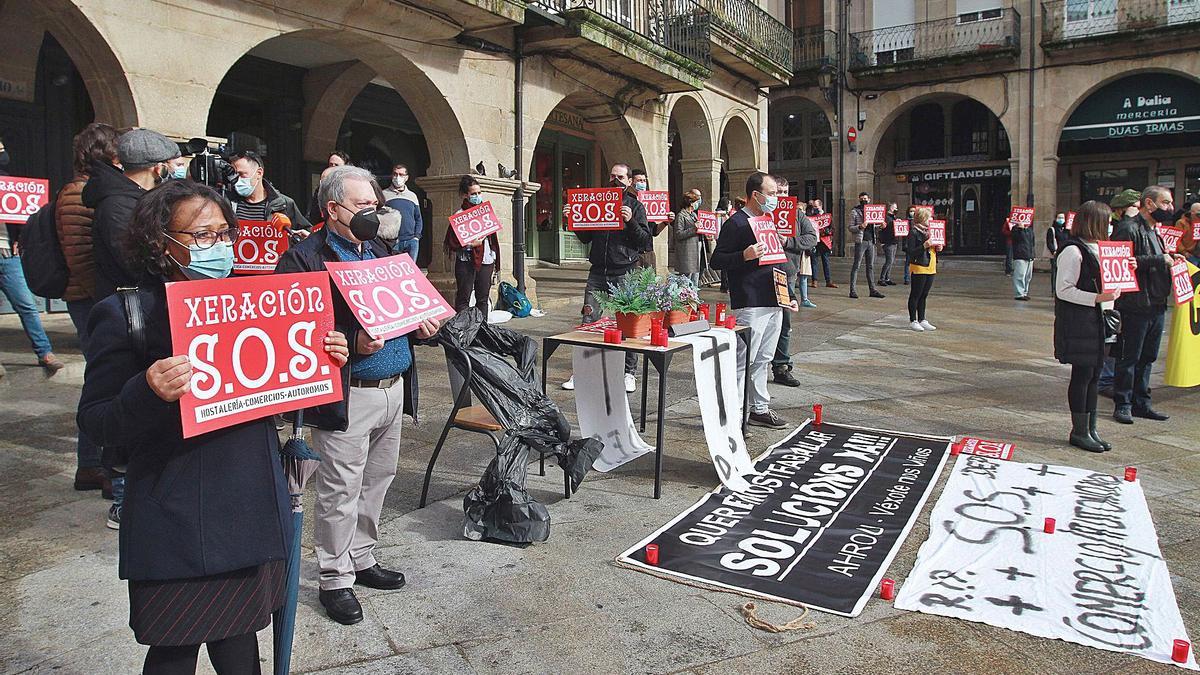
[392,175,407,189]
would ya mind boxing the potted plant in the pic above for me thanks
[654,273,701,326]
[592,267,663,338]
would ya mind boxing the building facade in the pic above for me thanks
[0,0,793,301]
[770,0,1200,255]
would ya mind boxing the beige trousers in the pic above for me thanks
[311,380,405,590]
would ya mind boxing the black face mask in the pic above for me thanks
[339,204,380,241]
[1150,205,1174,224]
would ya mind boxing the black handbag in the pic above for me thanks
[1103,308,1122,339]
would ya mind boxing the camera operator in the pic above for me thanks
[227,150,310,231]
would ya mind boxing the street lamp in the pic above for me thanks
[817,63,837,104]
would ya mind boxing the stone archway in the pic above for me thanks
[720,114,759,203]
[668,93,718,208]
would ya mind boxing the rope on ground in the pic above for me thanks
[612,558,817,634]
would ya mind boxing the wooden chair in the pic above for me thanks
[418,350,571,508]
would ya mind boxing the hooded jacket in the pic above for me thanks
[81,161,146,301]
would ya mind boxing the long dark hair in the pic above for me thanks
[125,180,238,278]
[1074,200,1111,243]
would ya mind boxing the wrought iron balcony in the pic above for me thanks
[695,0,793,83]
[794,27,837,73]
[849,8,1021,73]
[1043,0,1200,47]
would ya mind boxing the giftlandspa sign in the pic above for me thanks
[233,220,289,274]
[696,210,719,237]
[0,176,49,224]
[1098,240,1139,293]
[166,272,343,439]
[637,190,671,223]
[773,196,799,237]
[325,253,454,341]
[896,454,1198,670]
[749,216,787,266]
[566,188,623,231]
[618,421,951,617]
[449,201,501,247]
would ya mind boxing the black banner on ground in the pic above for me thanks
[618,420,951,617]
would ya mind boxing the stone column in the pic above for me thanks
[415,174,541,304]
[678,157,723,206]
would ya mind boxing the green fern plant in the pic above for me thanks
[591,267,661,315]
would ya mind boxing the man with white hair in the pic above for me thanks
[275,165,441,625]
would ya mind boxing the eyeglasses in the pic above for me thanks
[167,228,238,249]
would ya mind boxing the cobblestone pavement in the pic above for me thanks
[1,260,1196,674]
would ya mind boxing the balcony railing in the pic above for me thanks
[849,8,1021,72]
[530,0,713,70]
[1042,0,1200,46]
[794,27,837,73]
[696,0,793,72]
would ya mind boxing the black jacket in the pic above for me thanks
[1011,226,1036,261]
[227,179,312,230]
[82,161,146,301]
[1054,239,1104,367]
[575,188,651,276]
[1112,213,1172,314]
[711,208,788,309]
[273,229,420,431]
[906,228,933,268]
[879,213,897,245]
[1047,223,1069,256]
[77,281,291,581]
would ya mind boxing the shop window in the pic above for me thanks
[957,9,1003,23]
[809,111,832,158]
[908,103,945,161]
[1186,164,1200,204]
[1081,168,1148,205]
[951,99,991,157]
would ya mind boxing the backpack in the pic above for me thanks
[19,199,69,299]
[497,281,532,318]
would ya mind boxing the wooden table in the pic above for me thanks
[541,326,751,498]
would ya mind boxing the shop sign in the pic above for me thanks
[1061,73,1200,142]
[911,167,1011,182]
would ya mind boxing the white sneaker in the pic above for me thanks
[624,373,636,393]
[920,320,937,331]
[910,321,925,332]
[561,376,575,390]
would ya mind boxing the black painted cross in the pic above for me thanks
[919,593,973,611]
[995,566,1035,582]
[700,335,731,426]
[1028,464,1066,477]
[582,348,614,416]
[1013,485,1054,497]
[930,569,976,591]
[985,595,1043,615]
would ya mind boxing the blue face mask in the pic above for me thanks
[694,197,702,207]
[171,164,188,180]
[468,194,483,206]
[172,241,234,280]
[758,194,778,214]
[233,176,255,198]
[634,181,648,192]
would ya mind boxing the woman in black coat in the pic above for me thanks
[78,180,349,674]
[1053,200,1120,453]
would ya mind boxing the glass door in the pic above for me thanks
[1063,0,1117,38]
[956,182,982,252]
[560,147,590,260]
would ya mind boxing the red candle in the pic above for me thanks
[950,440,962,456]
[1173,639,1190,664]
[1044,517,1056,534]
[813,404,823,425]
[645,543,659,566]
[716,302,727,323]
[699,305,710,320]
[724,315,736,329]
[650,317,664,334]
[1125,467,1137,482]
[604,328,621,344]
[655,329,669,347]
[880,578,895,600]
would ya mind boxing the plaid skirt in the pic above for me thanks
[128,560,285,646]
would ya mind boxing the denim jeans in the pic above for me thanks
[1113,310,1166,410]
[878,243,897,283]
[1098,356,1115,389]
[66,299,103,469]
[0,255,53,358]
[1012,258,1033,298]
[393,238,419,261]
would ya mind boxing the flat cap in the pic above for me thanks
[1109,189,1141,210]
[117,129,180,169]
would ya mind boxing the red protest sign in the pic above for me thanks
[325,253,455,341]
[0,176,50,224]
[1098,240,1139,293]
[166,272,343,439]
[1172,260,1195,305]
[812,213,833,249]
[955,437,1015,461]
[637,190,670,223]
[1193,219,1200,241]
[449,202,502,247]
[928,219,947,247]
[749,215,786,266]
[233,220,289,275]
[1065,211,1076,231]
[863,204,886,225]
[696,210,718,237]
[1157,225,1184,252]
[1009,206,1035,228]
[566,188,623,231]
[893,218,910,237]
[772,196,799,237]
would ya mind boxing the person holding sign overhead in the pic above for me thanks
[275,165,441,626]
[444,175,499,318]
[77,180,351,673]
[847,192,884,299]
[905,207,941,332]
[711,171,797,429]
[1110,185,1188,425]
[1054,201,1121,453]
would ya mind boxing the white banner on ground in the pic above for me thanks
[674,329,756,492]
[896,454,1197,670]
[573,348,654,472]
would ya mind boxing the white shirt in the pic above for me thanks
[1055,242,1111,310]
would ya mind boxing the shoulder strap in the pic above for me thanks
[117,287,147,363]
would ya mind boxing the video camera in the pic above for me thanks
[185,137,238,190]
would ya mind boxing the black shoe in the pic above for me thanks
[869,290,885,298]
[354,563,406,590]
[1069,413,1106,452]
[748,410,788,429]
[1132,407,1169,421]
[319,588,364,625]
[849,291,859,299]
[1088,411,1111,451]
[1098,386,1114,399]
[1113,405,1134,425]
[772,366,801,387]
